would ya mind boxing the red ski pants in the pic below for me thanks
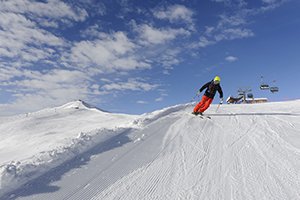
[193,95,213,113]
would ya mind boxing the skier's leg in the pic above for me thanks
[199,97,213,113]
[193,95,207,113]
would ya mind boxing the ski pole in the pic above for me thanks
[216,100,223,112]
[190,92,200,103]
[215,98,223,112]
[189,95,197,103]
[215,103,221,112]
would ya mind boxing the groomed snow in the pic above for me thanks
[0,100,300,199]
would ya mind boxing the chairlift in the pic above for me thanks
[260,76,270,90]
[270,86,279,93]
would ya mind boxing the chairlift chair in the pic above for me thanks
[260,84,270,90]
[260,76,270,90]
[270,87,279,93]
[270,80,279,93]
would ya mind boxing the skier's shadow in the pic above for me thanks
[1,129,133,200]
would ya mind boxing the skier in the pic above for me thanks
[192,76,223,115]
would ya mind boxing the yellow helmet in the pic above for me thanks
[214,76,221,82]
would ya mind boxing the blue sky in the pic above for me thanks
[0,0,299,115]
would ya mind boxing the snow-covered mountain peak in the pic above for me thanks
[58,100,107,112]
[59,100,92,109]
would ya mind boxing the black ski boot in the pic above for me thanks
[192,111,202,116]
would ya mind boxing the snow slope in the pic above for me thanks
[1,100,300,199]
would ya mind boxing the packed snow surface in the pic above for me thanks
[0,100,300,200]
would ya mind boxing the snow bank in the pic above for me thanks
[134,103,193,126]
[0,127,130,196]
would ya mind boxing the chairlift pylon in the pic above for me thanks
[238,92,244,96]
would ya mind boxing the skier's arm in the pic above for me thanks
[199,82,210,93]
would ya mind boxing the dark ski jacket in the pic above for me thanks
[199,80,223,99]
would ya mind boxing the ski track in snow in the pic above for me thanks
[1,101,300,200]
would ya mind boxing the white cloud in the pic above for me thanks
[153,4,194,24]
[0,68,100,115]
[137,24,190,45]
[101,78,160,92]
[0,0,90,68]
[74,0,106,17]
[137,100,148,104]
[215,28,254,41]
[205,26,215,35]
[210,0,247,8]
[258,0,288,13]
[3,69,90,92]
[0,66,25,81]
[201,27,254,45]
[0,11,66,66]
[196,8,254,48]
[66,25,190,75]
[225,56,238,62]
[147,48,180,75]
[217,14,247,28]
[155,97,164,102]
[80,24,103,38]
[198,36,216,48]
[0,0,88,22]
[65,31,150,73]
[197,0,286,49]
[262,0,277,4]
[155,91,168,102]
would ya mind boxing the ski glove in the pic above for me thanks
[220,98,223,104]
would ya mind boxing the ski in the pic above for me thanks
[200,115,211,119]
